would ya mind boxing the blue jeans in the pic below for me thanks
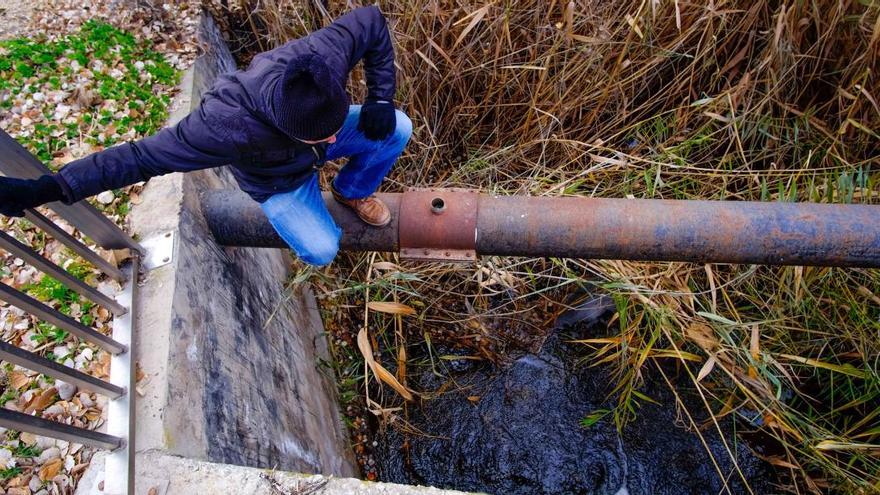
[260,105,412,266]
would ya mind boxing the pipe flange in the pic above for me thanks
[399,188,478,262]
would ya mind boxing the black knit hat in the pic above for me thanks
[272,54,350,141]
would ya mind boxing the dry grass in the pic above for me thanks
[205,0,879,492]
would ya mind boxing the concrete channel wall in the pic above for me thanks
[122,11,357,476]
[77,11,354,494]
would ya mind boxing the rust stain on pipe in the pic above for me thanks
[399,189,478,262]
[202,190,880,268]
[475,196,880,266]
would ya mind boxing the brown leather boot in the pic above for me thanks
[331,186,392,227]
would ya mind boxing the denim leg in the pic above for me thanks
[326,105,413,199]
[260,174,341,266]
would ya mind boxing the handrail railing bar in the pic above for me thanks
[0,341,124,398]
[0,130,142,252]
[23,209,127,282]
[0,408,122,450]
[0,284,126,354]
[0,230,128,316]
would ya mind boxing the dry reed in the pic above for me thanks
[204,1,880,492]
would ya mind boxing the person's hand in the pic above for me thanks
[0,175,65,217]
[358,100,396,141]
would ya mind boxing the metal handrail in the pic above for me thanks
[0,129,140,494]
[0,342,125,398]
[23,209,127,282]
[0,284,126,354]
[0,130,141,252]
[0,231,128,315]
[0,409,123,450]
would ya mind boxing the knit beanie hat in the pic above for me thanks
[272,54,350,141]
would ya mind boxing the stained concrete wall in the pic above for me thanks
[125,11,356,477]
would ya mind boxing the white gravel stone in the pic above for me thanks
[0,448,15,469]
[53,103,71,120]
[29,475,43,492]
[43,404,64,416]
[36,446,60,464]
[53,345,71,359]
[35,436,55,450]
[96,191,115,204]
[20,389,36,404]
[56,381,77,401]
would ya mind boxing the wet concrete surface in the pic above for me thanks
[375,297,775,495]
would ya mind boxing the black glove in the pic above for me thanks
[358,100,396,141]
[0,175,65,217]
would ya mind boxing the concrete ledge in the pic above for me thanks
[78,450,477,495]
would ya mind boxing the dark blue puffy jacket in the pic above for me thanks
[56,6,395,203]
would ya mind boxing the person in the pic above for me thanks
[0,6,411,266]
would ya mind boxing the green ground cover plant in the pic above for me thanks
[0,20,177,166]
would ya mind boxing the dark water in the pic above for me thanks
[375,298,774,495]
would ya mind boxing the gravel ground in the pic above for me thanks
[0,0,34,40]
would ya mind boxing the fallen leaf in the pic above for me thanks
[777,353,867,379]
[686,323,720,353]
[5,474,25,487]
[396,344,407,385]
[697,356,717,382]
[26,387,58,413]
[371,262,400,272]
[70,462,90,474]
[367,302,416,316]
[764,456,800,470]
[9,371,30,390]
[39,458,63,480]
[357,328,415,401]
[814,440,880,453]
[750,324,760,361]
[453,3,492,48]
[19,432,36,445]
[69,86,101,109]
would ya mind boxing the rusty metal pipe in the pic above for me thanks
[201,189,880,267]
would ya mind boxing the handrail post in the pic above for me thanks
[104,255,139,495]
